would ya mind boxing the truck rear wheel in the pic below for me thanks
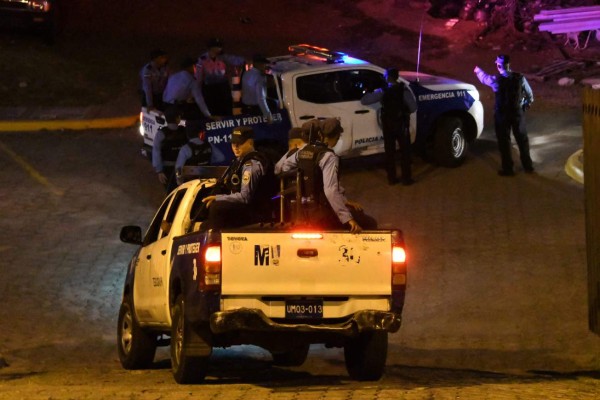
[434,116,467,167]
[270,344,310,366]
[171,295,210,384]
[117,295,157,369]
[344,331,388,381]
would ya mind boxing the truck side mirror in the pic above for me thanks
[120,226,143,245]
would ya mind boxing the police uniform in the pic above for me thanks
[361,70,417,185]
[140,60,168,110]
[296,142,353,227]
[152,124,187,193]
[195,40,245,116]
[174,122,226,185]
[475,55,534,175]
[162,63,212,120]
[241,55,272,120]
[274,127,307,175]
[204,127,277,230]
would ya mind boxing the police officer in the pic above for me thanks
[196,38,246,116]
[152,107,187,193]
[174,120,226,186]
[474,54,534,176]
[274,127,308,175]
[241,54,273,123]
[361,67,417,186]
[295,118,374,233]
[140,49,169,112]
[201,126,277,230]
[162,57,213,121]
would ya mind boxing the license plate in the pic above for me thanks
[285,299,323,319]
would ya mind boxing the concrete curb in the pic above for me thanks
[565,149,584,184]
[0,115,138,132]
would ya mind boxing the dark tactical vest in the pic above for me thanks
[159,126,187,164]
[297,143,334,206]
[496,72,524,114]
[381,82,409,123]
[186,141,212,166]
[224,150,277,212]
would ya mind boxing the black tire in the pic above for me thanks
[271,344,310,366]
[433,116,467,167]
[170,295,210,384]
[117,295,157,369]
[344,331,388,381]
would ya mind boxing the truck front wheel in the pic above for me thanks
[171,295,210,384]
[434,116,467,167]
[117,295,157,369]
[344,331,388,381]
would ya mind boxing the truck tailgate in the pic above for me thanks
[221,231,392,296]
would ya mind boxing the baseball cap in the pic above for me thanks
[231,126,254,144]
[496,54,510,65]
[150,49,167,60]
[185,120,205,139]
[207,37,223,48]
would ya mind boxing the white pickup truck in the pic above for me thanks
[140,44,484,167]
[117,168,408,383]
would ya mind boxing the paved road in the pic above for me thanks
[0,113,598,399]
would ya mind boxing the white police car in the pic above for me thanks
[140,44,483,167]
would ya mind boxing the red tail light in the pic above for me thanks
[199,245,221,290]
[391,230,407,289]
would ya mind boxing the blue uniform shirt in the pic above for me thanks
[475,68,534,105]
[241,67,272,119]
[216,158,265,204]
[140,61,168,108]
[162,70,212,117]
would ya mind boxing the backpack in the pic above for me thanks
[496,72,524,112]
[381,82,411,119]
[185,141,212,166]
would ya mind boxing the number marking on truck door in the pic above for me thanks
[254,245,281,266]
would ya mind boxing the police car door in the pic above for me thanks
[291,68,385,156]
[145,187,188,325]
[134,192,175,323]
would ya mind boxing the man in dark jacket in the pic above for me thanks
[474,54,534,176]
[361,68,417,185]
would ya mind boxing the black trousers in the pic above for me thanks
[494,111,533,172]
[382,118,411,183]
[202,200,255,231]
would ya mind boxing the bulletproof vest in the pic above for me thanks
[495,73,524,113]
[224,150,277,207]
[297,143,333,206]
[381,82,408,121]
[186,141,212,166]
[159,127,187,163]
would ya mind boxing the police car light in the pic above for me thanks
[292,232,324,240]
[289,44,346,63]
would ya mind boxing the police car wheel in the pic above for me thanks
[344,331,388,381]
[433,116,467,168]
[117,295,158,369]
[170,295,210,384]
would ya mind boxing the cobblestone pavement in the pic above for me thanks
[0,110,598,398]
